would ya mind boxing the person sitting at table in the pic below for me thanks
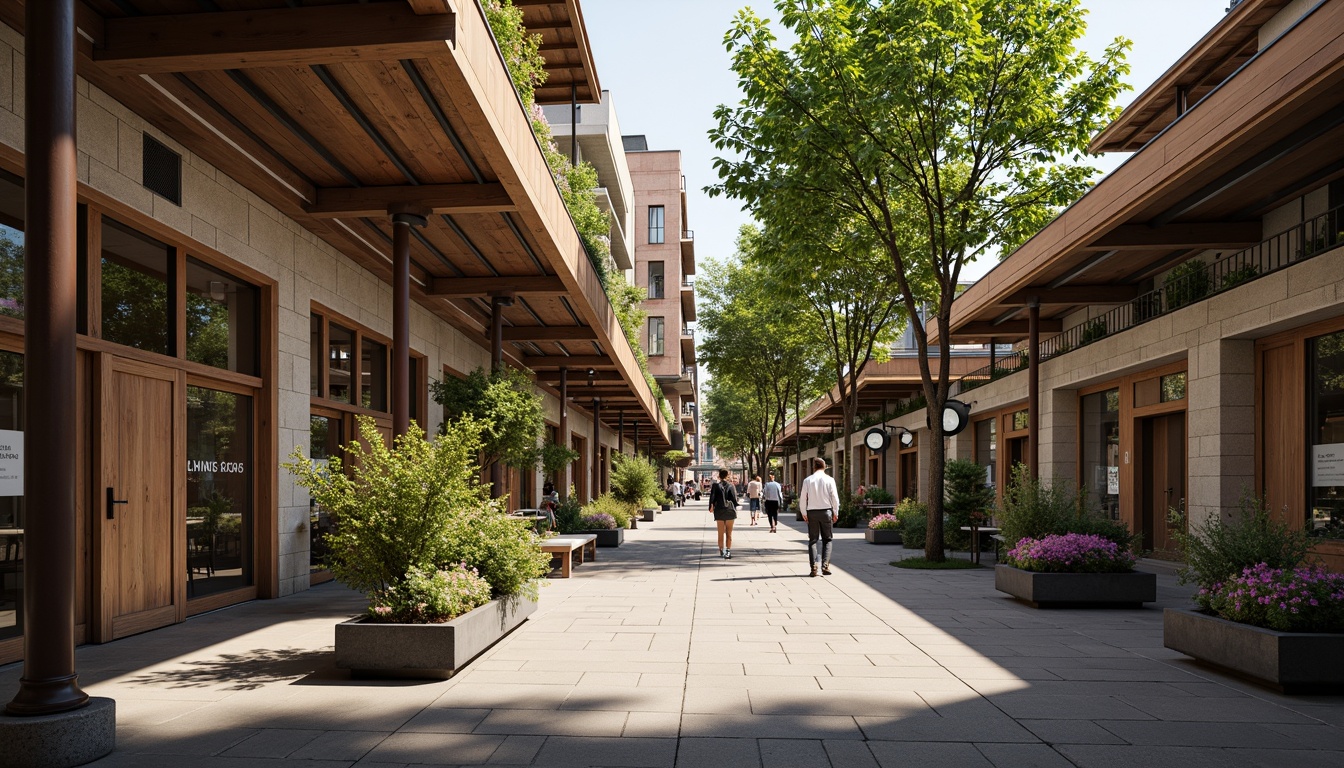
[540,481,559,530]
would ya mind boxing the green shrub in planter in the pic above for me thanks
[579,513,618,530]
[998,464,1135,550]
[945,459,995,550]
[1079,317,1107,345]
[368,564,492,624]
[285,416,550,612]
[553,495,585,534]
[582,493,635,529]
[1219,263,1259,290]
[611,454,659,508]
[1174,492,1311,601]
[896,499,928,548]
[1163,259,1210,311]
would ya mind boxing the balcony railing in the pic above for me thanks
[952,203,1344,396]
[681,278,695,289]
[681,326,695,337]
[681,230,694,240]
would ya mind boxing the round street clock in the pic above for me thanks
[864,427,889,452]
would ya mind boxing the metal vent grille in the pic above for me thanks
[142,134,181,205]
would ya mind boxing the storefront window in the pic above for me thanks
[185,387,253,599]
[361,337,387,411]
[1308,330,1344,539]
[1082,388,1121,520]
[309,414,343,573]
[0,171,23,319]
[101,218,172,355]
[1161,372,1187,402]
[974,418,996,491]
[310,314,323,396]
[0,350,22,641]
[328,323,354,404]
[185,258,259,375]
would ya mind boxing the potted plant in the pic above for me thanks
[896,499,928,550]
[866,513,902,544]
[1163,496,1342,692]
[662,448,692,468]
[612,454,659,521]
[285,417,550,679]
[570,494,631,547]
[995,533,1155,608]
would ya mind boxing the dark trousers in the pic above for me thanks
[806,511,833,567]
[764,500,780,527]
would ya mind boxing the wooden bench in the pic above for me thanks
[540,534,598,578]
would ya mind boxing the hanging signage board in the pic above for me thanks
[1312,443,1344,487]
[0,429,21,496]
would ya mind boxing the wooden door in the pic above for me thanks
[1141,412,1187,555]
[99,357,183,640]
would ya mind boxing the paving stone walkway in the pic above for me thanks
[4,500,1344,767]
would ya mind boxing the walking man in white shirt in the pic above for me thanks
[798,457,840,577]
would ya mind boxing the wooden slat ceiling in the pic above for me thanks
[1091,0,1292,153]
[948,4,1344,341]
[516,0,600,105]
[12,0,663,440]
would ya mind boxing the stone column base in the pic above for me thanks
[0,697,115,768]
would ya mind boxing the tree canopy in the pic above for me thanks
[710,0,1128,558]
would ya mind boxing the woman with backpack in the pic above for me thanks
[708,468,739,559]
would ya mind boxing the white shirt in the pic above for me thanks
[798,469,840,517]
[672,482,683,495]
[762,480,782,502]
[746,480,762,499]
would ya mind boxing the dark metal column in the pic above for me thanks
[591,398,601,498]
[489,293,514,499]
[570,85,578,166]
[489,293,513,373]
[1027,299,1040,479]
[989,336,997,375]
[558,367,569,503]
[390,211,426,438]
[7,0,87,717]
[617,409,624,453]
[633,420,640,458]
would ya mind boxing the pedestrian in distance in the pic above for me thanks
[746,474,763,525]
[672,479,684,507]
[708,468,739,559]
[798,457,840,577]
[762,472,783,533]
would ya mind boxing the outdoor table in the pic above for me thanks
[510,509,550,533]
[960,526,1000,564]
[865,504,897,513]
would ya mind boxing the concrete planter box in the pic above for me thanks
[865,528,902,545]
[660,504,671,512]
[335,595,538,680]
[1164,608,1344,693]
[640,508,656,522]
[994,565,1156,608]
[584,528,625,547]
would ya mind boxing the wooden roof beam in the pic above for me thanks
[96,4,456,75]
[306,183,514,219]
[950,320,1062,339]
[1082,222,1263,250]
[522,355,616,370]
[1001,286,1139,305]
[406,0,456,14]
[501,326,598,342]
[428,276,566,298]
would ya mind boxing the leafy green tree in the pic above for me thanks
[432,366,544,494]
[702,375,763,477]
[710,0,1128,559]
[699,227,830,480]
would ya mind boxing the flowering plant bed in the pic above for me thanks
[1163,563,1344,692]
[996,534,1153,607]
[1003,533,1136,573]
[866,513,902,544]
[580,513,617,530]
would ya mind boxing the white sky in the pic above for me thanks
[580,0,1233,283]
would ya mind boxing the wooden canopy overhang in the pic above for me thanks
[791,355,991,427]
[943,0,1344,345]
[1091,0,1294,153]
[0,0,668,444]
[516,0,601,106]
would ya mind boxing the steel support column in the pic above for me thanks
[558,367,569,503]
[591,398,601,499]
[7,0,87,717]
[1027,300,1040,479]
[617,409,624,454]
[489,293,514,499]
[390,211,426,438]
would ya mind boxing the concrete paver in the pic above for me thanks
[3,498,1344,766]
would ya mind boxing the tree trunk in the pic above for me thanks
[924,415,947,561]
